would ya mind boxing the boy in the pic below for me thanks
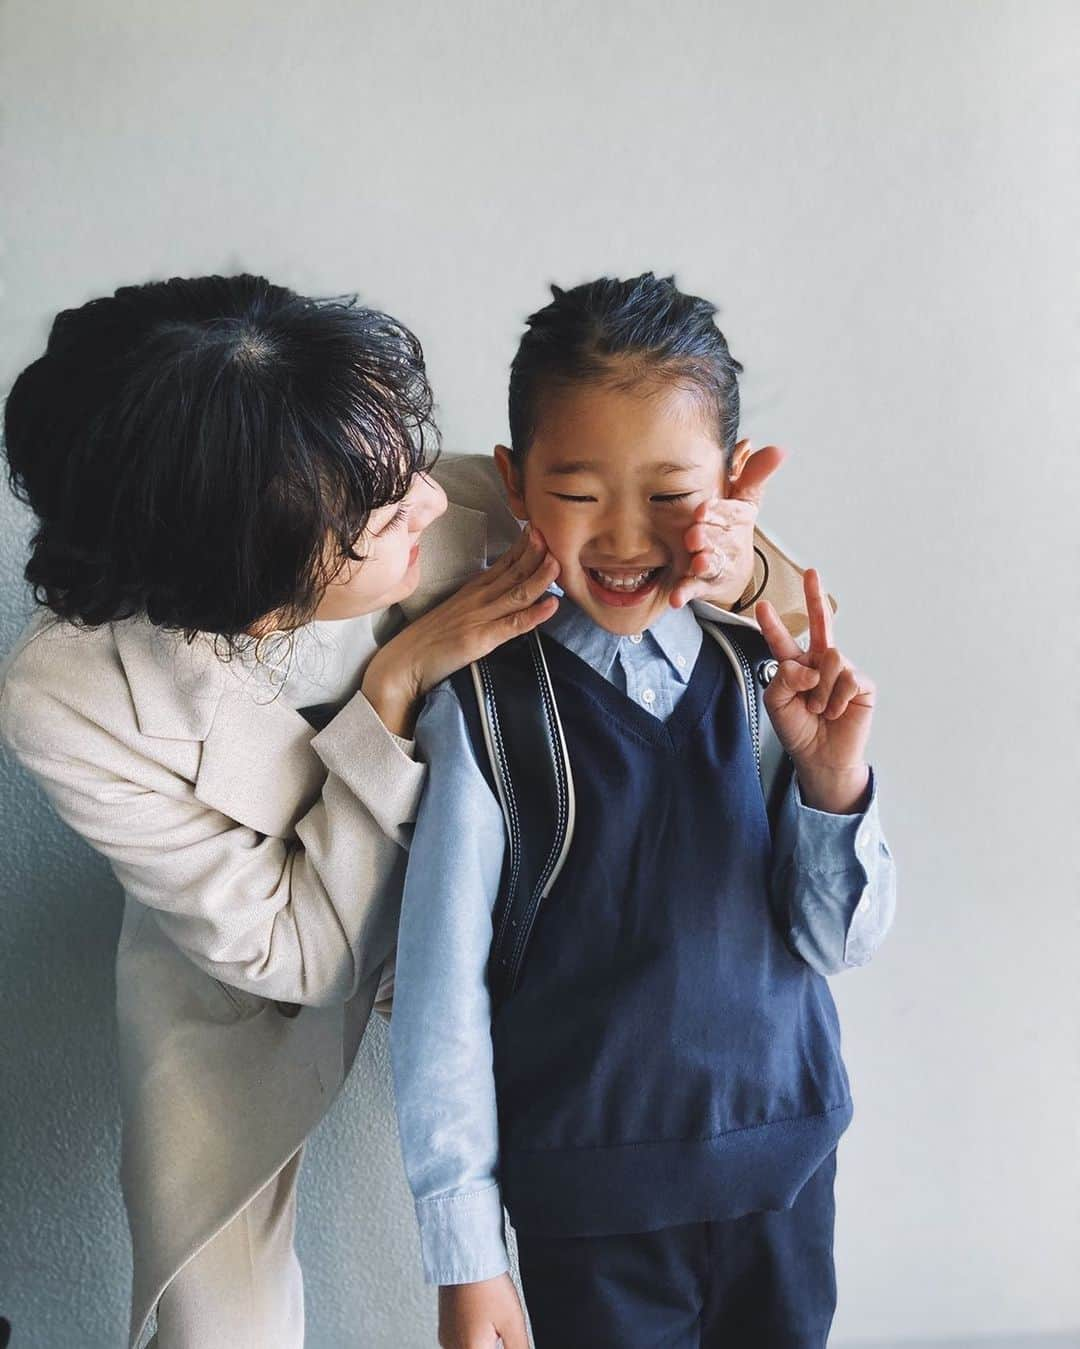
[390,274,895,1348]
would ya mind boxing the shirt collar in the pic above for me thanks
[541,591,702,684]
[645,602,703,683]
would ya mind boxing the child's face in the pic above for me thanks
[496,380,739,636]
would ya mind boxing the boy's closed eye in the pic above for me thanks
[548,490,700,504]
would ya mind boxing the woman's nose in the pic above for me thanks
[412,473,448,529]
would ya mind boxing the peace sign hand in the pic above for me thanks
[755,569,875,815]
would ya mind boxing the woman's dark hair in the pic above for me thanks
[508,272,742,465]
[3,273,438,638]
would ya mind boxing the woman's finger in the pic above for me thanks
[668,575,696,609]
[804,569,833,654]
[669,546,732,608]
[727,443,786,506]
[754,599,802,663]
[485,551,561,618]
[684,499,755,554]
[481,523,545,584]
[690,548,727,577]
[695,497,757,529]
[473,594,559,661]
[462,526,553,606]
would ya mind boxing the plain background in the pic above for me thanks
[1,2,1077,1347]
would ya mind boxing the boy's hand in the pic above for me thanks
[671,442,785,610]
[756,568,875,815]
[438,1274,529,1349]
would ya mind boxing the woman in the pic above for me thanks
[0,273,792,1348]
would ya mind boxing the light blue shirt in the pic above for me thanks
[390,600,895,1285]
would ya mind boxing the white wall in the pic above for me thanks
[1,2,1077,1345]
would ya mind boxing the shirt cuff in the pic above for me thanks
[415,1185,509,1286]
[310,688,425,836]
[789,767,881,873]
[777,767,895,971]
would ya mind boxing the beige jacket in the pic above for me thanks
[0,455,815,1347]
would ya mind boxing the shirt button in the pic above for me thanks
[675,654,687,669]
[641,688,656,705]
[629,633,643,644]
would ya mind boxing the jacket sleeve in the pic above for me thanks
[390,682,509,1286]
[770,768,897,975]
[0,652,425,1008]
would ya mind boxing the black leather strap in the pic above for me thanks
[469,633,573,1010]
[707,620,792,823]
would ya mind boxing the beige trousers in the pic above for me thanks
[147,1149,305,1349]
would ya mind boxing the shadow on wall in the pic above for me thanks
[0,745,132,1349]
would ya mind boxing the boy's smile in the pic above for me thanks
[496,380,745,636]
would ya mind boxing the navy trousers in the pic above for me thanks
[516,1152,837,1349]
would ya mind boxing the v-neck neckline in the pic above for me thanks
[538,628,725,751]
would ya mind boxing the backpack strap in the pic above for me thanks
[466,632,575,1009]
[700,619,792,825]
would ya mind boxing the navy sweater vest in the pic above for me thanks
[454,629,852,1239]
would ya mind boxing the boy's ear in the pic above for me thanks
[724,438,753,494]
[494,444,528,520]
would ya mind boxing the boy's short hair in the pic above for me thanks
[4,274,438,640]
[508,272,742,465]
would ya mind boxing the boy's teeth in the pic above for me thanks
[593,568,654,591]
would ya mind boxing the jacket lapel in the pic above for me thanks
[113,616,327,838]
[193,681,327,839]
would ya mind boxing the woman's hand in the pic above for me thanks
[670,442,785,610]
[438,1274,529,1349]
[755,568,875,815]
[362,526,559,736]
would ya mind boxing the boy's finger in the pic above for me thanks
[807,647,845,714]
[728,444,786,505]
[824,667,860,720]
[766,658,819,709]
[499,1321,530,1349]
[754,599,802,662]
[805,569,833,652]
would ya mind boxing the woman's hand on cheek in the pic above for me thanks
[756,568,876,815]
[361,526,560,737]
[669,442,785,610]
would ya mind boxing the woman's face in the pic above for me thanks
[313,471,448,620]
